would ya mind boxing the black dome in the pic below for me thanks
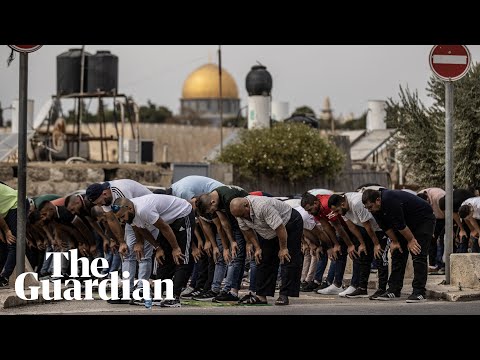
[246,65,272,96]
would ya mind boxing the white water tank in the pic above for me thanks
[248,95,271,129]
[271,101,289,122]
[366,100,386,132]
[11,99,34,133]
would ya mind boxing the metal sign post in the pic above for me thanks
[429,45,471,284]
[7,45,42,276]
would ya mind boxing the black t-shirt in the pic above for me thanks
[214,185,249,226]
[55,206,75,225]
[375,189,434,231]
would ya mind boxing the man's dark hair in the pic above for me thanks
[196,194,211,217]
[439,196,446,211]
[28,210,41,225]
[300,192,317,208]
[417,192,428,201]
[458,204,472,219]
[362,189,381,204]
[64,194,75,208]
[327,194,345,208]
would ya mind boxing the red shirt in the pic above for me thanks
[313,194,348,229]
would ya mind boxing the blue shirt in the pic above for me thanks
[171,176,224,201]
[374,189,434,231]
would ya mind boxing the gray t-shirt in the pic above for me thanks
[171,175,224,201]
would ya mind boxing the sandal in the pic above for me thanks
[238,294,268,305]
[275,295,289,306]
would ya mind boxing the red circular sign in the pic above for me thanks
[8,45,42,53]
[429,45,471,81]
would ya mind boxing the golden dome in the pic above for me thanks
[182,63,239,99]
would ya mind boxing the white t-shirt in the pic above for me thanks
[343,192,381,232]
[294,205,317,231]
[131,194,192,233]
[102,179,152,212]
[461,197,480,219]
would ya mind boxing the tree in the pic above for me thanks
[336,111,367,130]
[139,100,173,123]
[216,122,344,183]
[386,62,480,188]
[293,106,316,117]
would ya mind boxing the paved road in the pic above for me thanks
[3,292,480,315]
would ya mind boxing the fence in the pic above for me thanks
[233,170,391,196]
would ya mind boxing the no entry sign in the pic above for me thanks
[8,45,42,53]
[429,45,471,81]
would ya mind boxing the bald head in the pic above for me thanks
[112,197,135,224]
[230,197,250,219]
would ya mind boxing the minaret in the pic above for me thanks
[245,64,272,129]
[320,96,334,132]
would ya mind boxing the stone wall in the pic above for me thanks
[0,162,173,197]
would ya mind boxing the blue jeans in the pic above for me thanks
[314,252,336,284]
[249,259,257,292]
[222,227,246,293]
[211,233,227,293]
[123,224,153,290]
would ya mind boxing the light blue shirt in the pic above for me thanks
[171,176,224,201]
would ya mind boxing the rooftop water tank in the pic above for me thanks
[87,50,119,93]
[246,65,272,96]
[56,48,91,95]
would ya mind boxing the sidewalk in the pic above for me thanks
[341,272,480,302]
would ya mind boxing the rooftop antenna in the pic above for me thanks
[218,45,223,155]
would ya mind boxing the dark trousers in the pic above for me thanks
[430,218,445,266]
[387,217,435,296]
[156,210,196,298]
[375,231,390,291]
[194,252,215,291]
[256,209,303,297]
[0,201,29,278]
[354,226,390,290]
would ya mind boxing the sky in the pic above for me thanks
[1,45,479,121]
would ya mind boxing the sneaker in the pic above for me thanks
[160,298,181,307]
[376,291,401,301]
[345,287,368,298]
[238,292,255,303]
[213,291,239,302]
[369,289,387,300]
[193,290,218,301]
[406,293,427,303]
[301,281,320,292]
[436,268,445,275]
[317,283,343,295]
[317,281,330,290]
[180,286,194,297]
[339,286,357,297]
[182,289,202,299]
[0,276,8,288]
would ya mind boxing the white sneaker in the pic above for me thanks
[317,283,343,295]
[339,285,356,297]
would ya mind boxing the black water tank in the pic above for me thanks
[57,48,91,95]
[284,113,319,128]
[87,50,118,93]
[246,65,272,96]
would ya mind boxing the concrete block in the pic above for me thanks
[450,253,480,289]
